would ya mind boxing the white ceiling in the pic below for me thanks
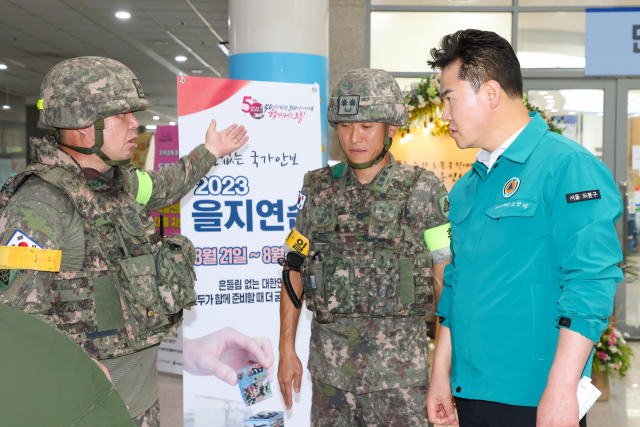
[0,0,229,126]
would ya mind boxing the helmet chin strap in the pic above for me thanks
[343,124,392,170]
[54,119,131,167]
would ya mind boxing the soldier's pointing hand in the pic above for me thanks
[205,119,249,159]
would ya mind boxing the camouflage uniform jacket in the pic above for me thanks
[295,153,449,394]
[0,135,215,359]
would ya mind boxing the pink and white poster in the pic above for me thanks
[152,125,181,236]
[178,76,322,427]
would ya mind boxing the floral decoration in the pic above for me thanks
[592,317,635,379]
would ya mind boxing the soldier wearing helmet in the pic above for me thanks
[0,57,248,425]
[277,69,452,426]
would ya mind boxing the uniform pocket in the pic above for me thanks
[369,201,400,240]
[117,254,167,335]
[156,234,197,314]
[411,253,434,314]
[322,254,356,314]
[310,203,337,242]
[302,255,335,324]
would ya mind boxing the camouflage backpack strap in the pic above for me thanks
[401,166,429,247]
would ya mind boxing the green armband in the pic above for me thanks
[424,223,451,251]
[135,170,153,205]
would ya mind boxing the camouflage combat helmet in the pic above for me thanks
[38,56,150,167]
[328,68,407,169]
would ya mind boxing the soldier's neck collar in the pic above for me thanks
[342,152,397,194]
[82,166,124,194]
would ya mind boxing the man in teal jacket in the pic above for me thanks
[426,30,622,427]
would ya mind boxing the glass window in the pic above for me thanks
[527,89,603,159]
[625,89,640,330]
[372,0,511,5]
[371,12,512,72]
[518,12,585,68]
[520,0,639,6]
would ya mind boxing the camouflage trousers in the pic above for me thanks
[133,399,161,427]
[311,377,432,427]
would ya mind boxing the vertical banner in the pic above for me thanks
[179,76,321,427]
[154,125,184,375]
[152,125,181,235]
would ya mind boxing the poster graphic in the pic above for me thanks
[179,76,321,427]
[153,125,181,236]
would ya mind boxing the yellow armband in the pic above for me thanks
[424,223,451,251]
[0,246,62,272]
[284,227,310,256]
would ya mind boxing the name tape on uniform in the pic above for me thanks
[285,228,310,256]
[566,190,601,204]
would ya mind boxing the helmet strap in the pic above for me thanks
[54,119,131,167]
[343,124,392,170]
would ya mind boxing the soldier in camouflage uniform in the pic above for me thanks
[278,69,452,426]
[0,57,248,425]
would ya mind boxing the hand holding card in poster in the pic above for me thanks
[179,76,321,426]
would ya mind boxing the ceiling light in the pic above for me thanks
[0,64,6,70]
[539,91,548,95]
[544,95,554,100]
[152,115,160,121]
[569,111,576,115]
[175,56,187,62]
[551,109,558,113]
[169,121,176,126]
[218,42,230,56]
[2,105,9,110]
[115,11,131,19]
[191,69,203,74]
[145,125,157,130]
[153,41,168,45]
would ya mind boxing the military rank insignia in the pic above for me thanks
[132,79,145,98]
[337,95,359,115]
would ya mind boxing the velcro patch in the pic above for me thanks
[337,95,360,115]
[132,79,145,98]
[566,190,600,204]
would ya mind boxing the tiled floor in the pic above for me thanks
[159,342,640,426]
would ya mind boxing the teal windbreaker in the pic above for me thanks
[437,112,623,406]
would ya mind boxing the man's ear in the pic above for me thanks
[484,80,502,110]
[389,124,399,138]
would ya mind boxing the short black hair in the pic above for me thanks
[428,29,522,99]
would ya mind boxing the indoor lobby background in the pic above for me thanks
[1,1,639,426]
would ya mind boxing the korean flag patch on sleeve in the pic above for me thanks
[6,230,42,249]
[296,191,308,211]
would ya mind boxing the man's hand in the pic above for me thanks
[183,327,274,385]
[537,384,580,427]
[277,343,303,410]
[204,119,249,159]
[427,373,458,426]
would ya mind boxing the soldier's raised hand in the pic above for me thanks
[204,119,249,159]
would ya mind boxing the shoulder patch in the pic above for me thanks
[0,269,19,291]
[296,191,307,211]
[7,230,42,249]
[438,195,450,219]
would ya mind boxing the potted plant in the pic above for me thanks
[591,318,634,401]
